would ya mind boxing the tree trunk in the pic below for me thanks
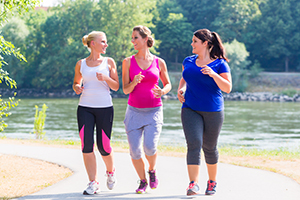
[285,56,289,72]
[175,53,178,63]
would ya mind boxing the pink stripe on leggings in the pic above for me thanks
[102,129,112,154]
[79,125,85,151]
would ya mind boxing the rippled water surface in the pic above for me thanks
[2,98,300,149]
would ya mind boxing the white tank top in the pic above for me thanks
[78,58,113,108]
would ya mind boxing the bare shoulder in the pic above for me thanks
[156,57,167,69]
[122,56,132,67]
[106,57,116,66]
[75,59,84,69]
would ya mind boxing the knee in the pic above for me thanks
[98,148,111,156]
[144,143,157,156]
[203,146,219,164]
[130,145,142,160]
[187,137,202,150]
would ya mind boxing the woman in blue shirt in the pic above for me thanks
[177,29,232,196]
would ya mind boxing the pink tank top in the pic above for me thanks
[128,55,162,108]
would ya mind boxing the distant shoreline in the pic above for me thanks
[1,88,300,103]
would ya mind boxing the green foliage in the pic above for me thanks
[153,0,193,66]
[2,0,300,93]
[0,95,19,132]
[280,88,298,97]
[33,104,48,139]
[212,0,261,42]
[0,0,39,132]
[244,0,300,72]
[0,0,40,26]
[224,39,251,92]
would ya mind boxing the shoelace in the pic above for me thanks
[138,180,147,189]
[149,171,156,182]
[187,181,195,190]
[207,182,216,191]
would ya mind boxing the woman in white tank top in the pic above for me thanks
[73,31,119,195]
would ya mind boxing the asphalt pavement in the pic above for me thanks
[0,142,300,200]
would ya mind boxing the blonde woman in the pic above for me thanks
[73,31,119,195]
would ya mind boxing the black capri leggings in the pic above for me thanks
[77,106,114,156]
[181,107,224,165]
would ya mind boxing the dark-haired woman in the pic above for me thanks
[122,25,171,194]
[177,29,232,196]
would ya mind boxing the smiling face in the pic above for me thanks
[191,35,208,54]
[131,30,147,50]
[91,34,108,54]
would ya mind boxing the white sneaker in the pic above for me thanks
[106,169,116,190]
[83,181,100,195]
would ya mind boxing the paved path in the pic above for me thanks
[0,143,300,200]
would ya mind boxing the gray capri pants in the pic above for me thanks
[181,107,224,165]
[124,105,163,160]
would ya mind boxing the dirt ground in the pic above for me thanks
[0,154,72,199]
[0,139,299,199]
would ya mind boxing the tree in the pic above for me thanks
[155,13,193,64]
[224,39,251,92]
[27,0,157,90]
[176,0,221,31]
[0,0,40,131]
[152,0,192,69]
[97,0,157,69]
[1,17,29,86]
[245,0,300,72]
[212,0,261,42]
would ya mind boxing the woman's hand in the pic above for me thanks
[96,72,109,81]
[133,72,144,85]
[201,65,217,77]
[74,84,84,95]
[152,85,164,98]
[177,89,185,103]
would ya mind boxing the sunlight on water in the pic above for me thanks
[2,98,300,149]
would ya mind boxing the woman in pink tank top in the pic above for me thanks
[122,25,172,194]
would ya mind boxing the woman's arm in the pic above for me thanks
[177,65,186,103]
[201,65,232,93]
[122,57,144,95]
[73,60,83,95]
[152,58,172,98]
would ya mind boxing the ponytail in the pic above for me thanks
[210,32,228,62]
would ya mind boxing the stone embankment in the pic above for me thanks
[223,92,300,102]
[162,92,300,102]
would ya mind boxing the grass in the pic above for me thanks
[219,146,300,160]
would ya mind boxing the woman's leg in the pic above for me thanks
[77,106,97,181]
[83,152,97,181]
[95,107,114,170]
[132,158,146,180]
[201,110,224,182]
[181,108,204,183]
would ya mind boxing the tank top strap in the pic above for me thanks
[80,58,87,74]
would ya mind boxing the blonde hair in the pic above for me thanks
[82,31,106,48]
[133,25,154,48]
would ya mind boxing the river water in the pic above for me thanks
[2,98,300,149]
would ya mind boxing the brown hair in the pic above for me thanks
[133,25,154,48]
[194,29,228,62]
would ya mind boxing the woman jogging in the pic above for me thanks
[122,25,172,194]
[177,28,232,196]
[73,31,119,195]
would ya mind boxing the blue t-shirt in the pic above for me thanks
[182,55,230,112]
